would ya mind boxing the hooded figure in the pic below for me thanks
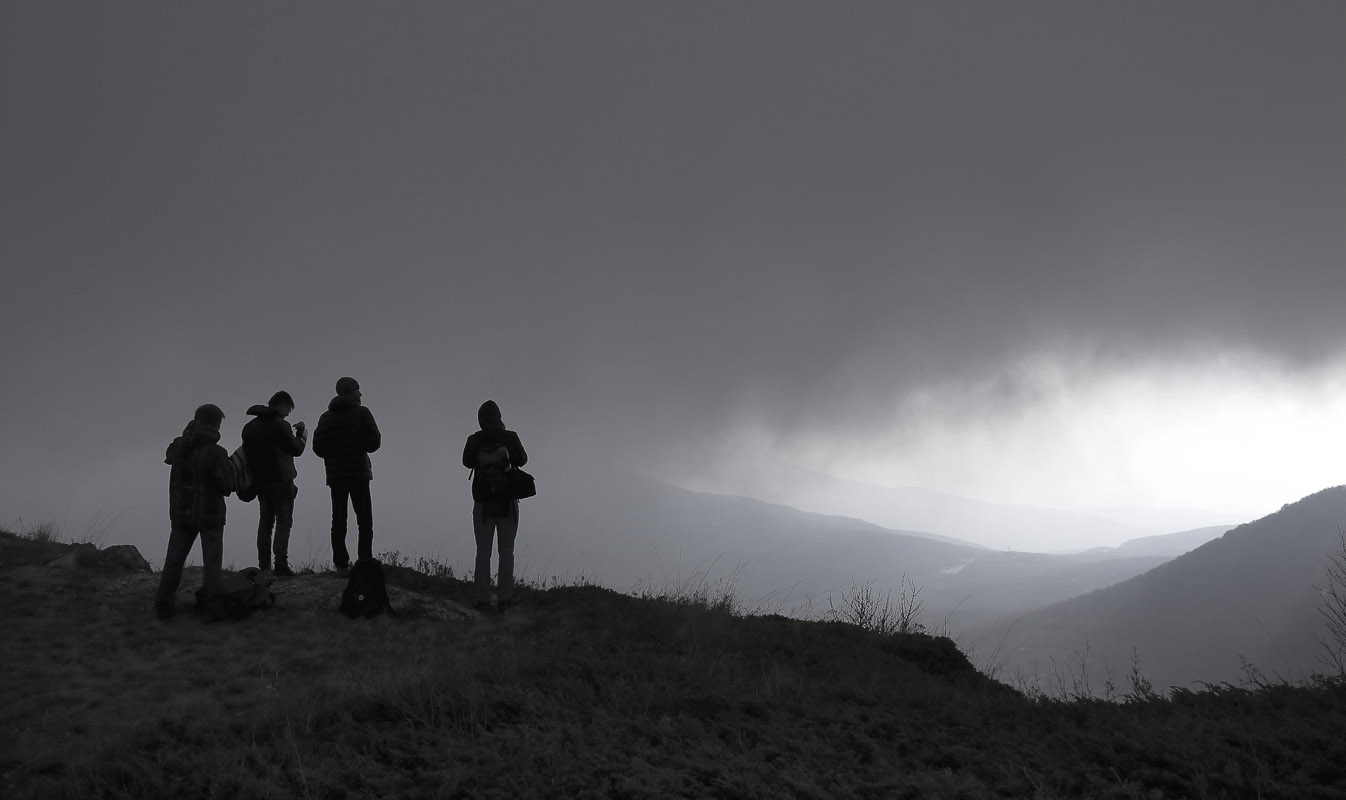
[157,404,232,620]
[313,377,382,572]
[241,391,307,574]
[461,400,528,609]
[165,414,231,530]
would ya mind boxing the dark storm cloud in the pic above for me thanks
[3,0,1343,478]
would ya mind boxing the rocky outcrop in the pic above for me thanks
[47,542,151,572]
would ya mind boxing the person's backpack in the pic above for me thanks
[473,444,513,505]
[341,558,394,618]
[196,567,275,620]
[229,446,257,502]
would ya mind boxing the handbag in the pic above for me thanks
[509,467,537,500]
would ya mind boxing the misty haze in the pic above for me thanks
[4,1,1346,796]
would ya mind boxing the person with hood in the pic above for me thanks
[156,403,232,620]
[461,400,528,609]
[241,390,307,576]
[312,377,381,574]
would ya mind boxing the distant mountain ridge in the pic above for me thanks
[665,451,1236,552]
[974,486,1346,692]
[1108,525,1233,558]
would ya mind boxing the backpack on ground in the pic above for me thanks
[196,567,275,620]
[341,558,394,619]
[229,446,257,502]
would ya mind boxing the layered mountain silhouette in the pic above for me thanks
[973,486,1346,692]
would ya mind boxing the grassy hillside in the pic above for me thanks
[3,530,1346,799]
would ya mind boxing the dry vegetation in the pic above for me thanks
[3,527,1346,799]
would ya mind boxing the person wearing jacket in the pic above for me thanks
[156,403,232,620]
[312,377,381,574]
[461,400,528,609]
[241,390,307,576]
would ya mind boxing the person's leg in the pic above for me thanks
[330,484,351,570]
[496,502,520,604]
[351,481,374,562]
[200,526,224,596]
[197,526,226,621]
[472,501,495,605]
[257,490,276,570]
[273,484,295,571]
[155,525,197,616]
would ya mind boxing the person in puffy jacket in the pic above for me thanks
[313,377,381,574]
[156,403,232,620]
[461,399,528,609]
[241,390,307,576]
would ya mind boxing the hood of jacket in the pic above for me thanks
[478,400,504,431]
[168,419,221,463]
[182,419,221,448]
[329,393,362,412]
[246,404,277,418]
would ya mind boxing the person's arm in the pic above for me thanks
[462,433,478,469]
[276,418,307,457]
[363,409,382,454]
[508,431,528,468]
[312,413,330,459]
[208,446,233,496]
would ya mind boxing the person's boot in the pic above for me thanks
[273,561,295,578]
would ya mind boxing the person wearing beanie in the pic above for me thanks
[156,403,232,620]
[312,377,382,574]
[461,400,528,609]
[241,390,308,576]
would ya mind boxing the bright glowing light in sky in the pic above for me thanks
[791,353,1346,518]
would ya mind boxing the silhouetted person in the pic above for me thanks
[242,390,307,576]
[313,377,381,575]
[462,400,528,609]
[156,404,232,620]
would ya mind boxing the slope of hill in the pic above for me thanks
[978,487,1346,692]
[4,531,1346,799]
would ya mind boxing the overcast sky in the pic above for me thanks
[3,2,1345,559]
